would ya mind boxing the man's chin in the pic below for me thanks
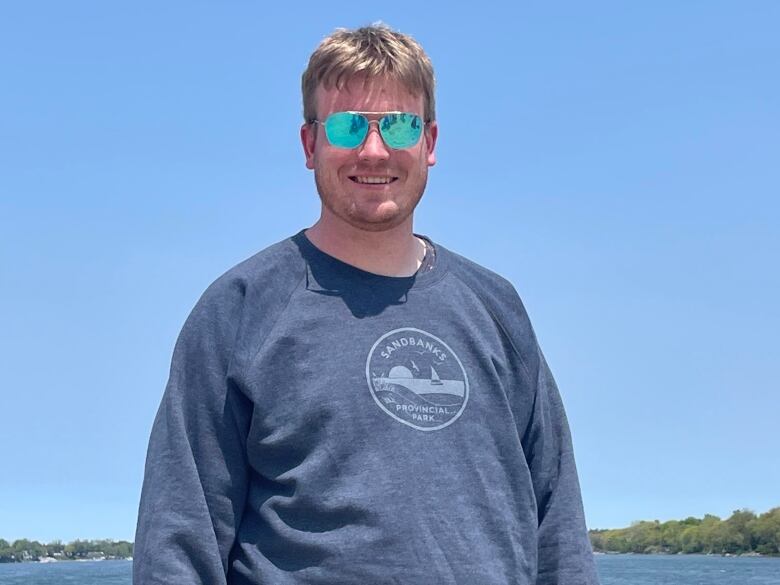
[315,181,423,233]
[345,209,409,232]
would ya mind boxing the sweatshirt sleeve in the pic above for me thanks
[133,278,252,584]
[522,348,600,585]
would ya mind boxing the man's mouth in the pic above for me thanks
[349,176,398,185]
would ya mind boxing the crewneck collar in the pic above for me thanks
[290,229,448,295]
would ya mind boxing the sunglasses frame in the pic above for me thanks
[313,111,426,150]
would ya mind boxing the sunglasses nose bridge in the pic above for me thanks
[364,118,382,137]
[358,119,391,158]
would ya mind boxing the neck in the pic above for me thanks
[305,213,424,277]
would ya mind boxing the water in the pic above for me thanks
[0,560,131,584]
[596,554,780,585]
[0,555,777,584]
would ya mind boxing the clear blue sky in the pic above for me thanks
[1,1,778,542]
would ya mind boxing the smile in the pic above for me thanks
[349,176,398,185]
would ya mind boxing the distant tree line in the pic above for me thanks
[5,507,779,562]
[589,507,780,556]
[0,539,133,563]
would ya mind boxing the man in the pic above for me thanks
[134,24,599,585]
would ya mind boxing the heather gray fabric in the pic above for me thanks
[133,231,599,585]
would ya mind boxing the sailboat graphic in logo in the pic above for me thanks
[366,327,469,431]
[430,366,443,385]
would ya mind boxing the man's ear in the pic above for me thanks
[425,121,438,167]
[301,123,317,169]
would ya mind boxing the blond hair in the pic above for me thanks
[302,24,435,124]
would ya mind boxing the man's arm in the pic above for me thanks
[133,280,251,584]
[522,349,600,585]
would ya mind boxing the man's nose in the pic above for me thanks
[358,124,390,161]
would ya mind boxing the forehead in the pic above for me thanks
[315,76,423,117]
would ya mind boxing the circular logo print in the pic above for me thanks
[366,327,469,431]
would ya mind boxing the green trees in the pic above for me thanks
[3,509,778,562]
[0,539,133,562]
[590,507,780,555]
[751,508,780,554]
[0,540,12,563]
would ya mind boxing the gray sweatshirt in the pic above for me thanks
[133,231,599,585]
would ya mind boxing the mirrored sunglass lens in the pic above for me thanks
[324,113,368,148]
[380,113,422,149]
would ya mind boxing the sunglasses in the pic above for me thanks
[315,111,424,150]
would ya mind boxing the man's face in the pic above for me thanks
[301,76,438,233]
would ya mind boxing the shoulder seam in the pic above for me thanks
[242,267,308,372]
[447,271,535,384]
